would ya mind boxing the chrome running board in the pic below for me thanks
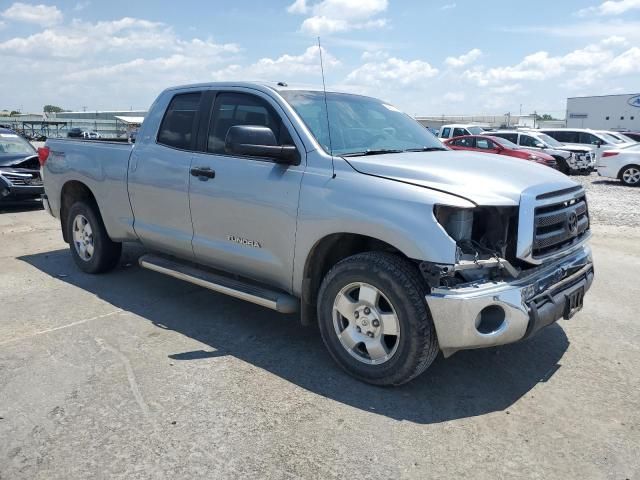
[139,253,299,313]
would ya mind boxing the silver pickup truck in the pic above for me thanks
[41,82,594,385]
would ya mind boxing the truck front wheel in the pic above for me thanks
[317,252,439,386]
[66,201,122,273]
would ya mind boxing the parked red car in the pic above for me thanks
[444,135,558,168]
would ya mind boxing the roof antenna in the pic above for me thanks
[318,36,336,179]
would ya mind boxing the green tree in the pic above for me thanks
[9,110,20,116]
[43,105,65,113]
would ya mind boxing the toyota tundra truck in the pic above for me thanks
[40,82,594,385]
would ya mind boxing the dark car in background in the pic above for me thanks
[67,127,84,138]
[0,128,44,202]
[621,132,640,142]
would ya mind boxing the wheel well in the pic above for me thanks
[60,181,98,243]
[300,233,408,325]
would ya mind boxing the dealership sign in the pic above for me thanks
[628,95,640,108]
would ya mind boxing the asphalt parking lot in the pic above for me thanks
[1,175,639,480]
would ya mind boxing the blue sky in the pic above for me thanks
[1,0,640,116]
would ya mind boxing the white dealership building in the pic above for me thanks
[566,93,640,131]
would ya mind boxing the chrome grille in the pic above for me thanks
[533,194,589,258]
[0,171,42,186]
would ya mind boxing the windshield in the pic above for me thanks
[0,133,36,156]
[279,90,445,156]
[467,126,485,135]
[491,136,518,148]
[536,133,562,147]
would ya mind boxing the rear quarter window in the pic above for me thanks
[157,92,202,150]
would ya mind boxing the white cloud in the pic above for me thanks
[346,57,438,87]
[462,43,616,87]
[211,45,339,81]
[287,0,309,14]
[577,0,640,16]
[603,46,640,75]
[1,2,62,26]
[0,17,239,59]
[287,0,389,34]
[461,38,640,98]
[445,48,482,68]
[440,3,456,10]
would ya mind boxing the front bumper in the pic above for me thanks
[426,245,593,356]
[0,183,44,201]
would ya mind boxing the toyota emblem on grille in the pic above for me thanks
[567,211,578,236]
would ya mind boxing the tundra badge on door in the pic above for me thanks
[227,235,262,248]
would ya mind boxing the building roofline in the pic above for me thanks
[567,93,640,100]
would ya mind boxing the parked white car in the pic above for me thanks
[490,130,594,175]
[595,130,637,145]
[540,128,627,162]
[597,143,640,186]
[438,124,487,139]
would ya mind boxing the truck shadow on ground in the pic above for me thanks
[20,245,569,425]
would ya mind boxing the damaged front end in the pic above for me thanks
[421,205,521,288]
[422,197,593,357]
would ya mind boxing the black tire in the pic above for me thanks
[317,252,439,386]
[554,156,570,175]
[66,201,122,273]
[619,164,640,187]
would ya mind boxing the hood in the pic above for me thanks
[0,154,39,168]
[555,144,594,154]
[344,150,577,206]
[520,147,569,159]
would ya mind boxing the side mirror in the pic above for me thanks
[595,140,603,148]
[535,142,545,148]
[225,125,298,164]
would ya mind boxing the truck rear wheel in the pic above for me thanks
[66,201,122,273]
[317,252,439,386]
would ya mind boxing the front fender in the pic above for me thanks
[291,157,473,295]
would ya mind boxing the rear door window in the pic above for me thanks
[493,133,518,143]
[476,138,495,150]
[519,135,539,147]
[207,92,292,155]
[548,131,579,143]
[157,92,202,150]
[578,132,602,145]
[441,127,451,138]
[452,137,474,148]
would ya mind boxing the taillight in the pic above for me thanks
[602,151,618,158]
[37,146,50,166]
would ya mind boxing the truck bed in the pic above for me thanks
[43,138,137,242]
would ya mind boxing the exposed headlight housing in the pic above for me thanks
[434,205,473,242]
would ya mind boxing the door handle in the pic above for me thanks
[190,166,215,179]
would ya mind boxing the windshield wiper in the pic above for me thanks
[342,149,404,157]
[403,147,448,152]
